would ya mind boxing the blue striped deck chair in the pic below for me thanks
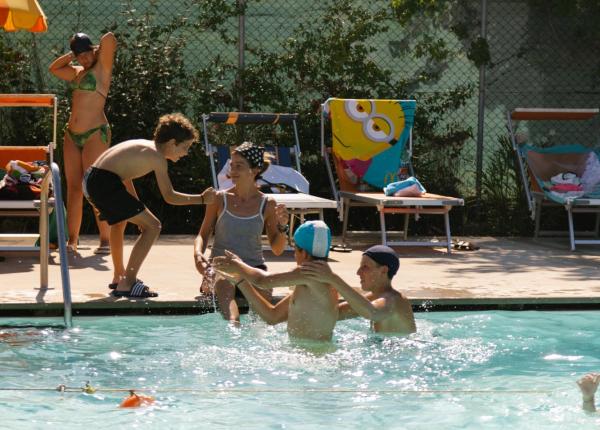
[321,98,464,253]
[508,108,600,250]
[201,112,337,238]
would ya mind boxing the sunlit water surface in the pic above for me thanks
[2,311,600,429]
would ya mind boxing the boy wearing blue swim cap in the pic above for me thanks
[302,245,416,335]
[213,220,339,341]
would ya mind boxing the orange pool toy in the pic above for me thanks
[119,390,155,408]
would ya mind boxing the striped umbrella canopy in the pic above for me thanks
[0,0,47,32]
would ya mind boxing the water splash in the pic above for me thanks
[200,264,218,313]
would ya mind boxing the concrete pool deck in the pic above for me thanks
[0,235,599,316]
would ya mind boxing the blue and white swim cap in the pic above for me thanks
[293,220,331,258]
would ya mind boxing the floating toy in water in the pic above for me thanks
[83,382,96,394]
[119,390,155,408]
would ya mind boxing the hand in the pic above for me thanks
[194,252,210,275]
[275,203,289,227]
[202,187,217,205]
[213,250,242,276]
[577,373,600,401]
[301,261,334,282]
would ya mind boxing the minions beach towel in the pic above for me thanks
[327,99,416,191]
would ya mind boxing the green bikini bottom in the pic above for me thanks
[66,123,110,149]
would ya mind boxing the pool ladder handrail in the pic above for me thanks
[39,163,73,327]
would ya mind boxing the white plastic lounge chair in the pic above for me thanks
[321,98,464,253]
[507,107,600,250]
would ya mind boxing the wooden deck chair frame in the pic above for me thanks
[321,98,464,253]
[201,112,337,238]
[507,108,600,251]
[0,95,72,300]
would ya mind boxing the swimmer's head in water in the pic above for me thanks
[293,220,331,259]
[362,245,399,279]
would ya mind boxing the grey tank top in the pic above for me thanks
[210,192,267,267]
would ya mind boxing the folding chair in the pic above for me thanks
[201,112,337,236]
[321,98,464,253]
[507,108,600,251]
[0,94,71,295]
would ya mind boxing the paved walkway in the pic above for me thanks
[1,235,599,316]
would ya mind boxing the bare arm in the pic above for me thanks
[263,199,288,256]
[48,52,79,81]
[577,373,600,412]
[237,282,290,325]
[302,261,393,322]
[193,195,220,275]
[97,32,117,73]
[338,301,359,320]
[154,159,215,205]
[213,250,304,290]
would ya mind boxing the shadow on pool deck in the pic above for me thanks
[1,235,600,316]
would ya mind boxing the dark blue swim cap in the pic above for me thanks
[70,33,93,56]
[363,245,399,279]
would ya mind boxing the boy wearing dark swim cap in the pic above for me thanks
[213,221,339,341]
[302,245,416,335]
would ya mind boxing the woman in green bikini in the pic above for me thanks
[49,32,117,255]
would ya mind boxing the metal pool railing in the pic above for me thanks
[40,163,73,328]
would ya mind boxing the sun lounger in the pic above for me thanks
[321,98,464,253]
[507,108,600,250]
[0,94,59,286]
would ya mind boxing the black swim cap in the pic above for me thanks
[363,245,399,279]
[70,33,93,56]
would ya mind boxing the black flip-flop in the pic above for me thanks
[111,280,158,298]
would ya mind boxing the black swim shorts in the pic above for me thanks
[83,167,145,225]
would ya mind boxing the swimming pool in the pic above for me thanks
[2,311,600,429]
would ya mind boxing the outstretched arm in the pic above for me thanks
[154,159,216,205]
[577,373,600,412]
[302,261,393,322]
[236,282,290,325]
[213,250,304,290]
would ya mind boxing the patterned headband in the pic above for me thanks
[234,142,264,169]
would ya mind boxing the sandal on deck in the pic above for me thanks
[330,244,352,253]
[94,245,111,255]
[111,280,158,298]
[452,240,480,251]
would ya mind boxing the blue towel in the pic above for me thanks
[383,176,426,196]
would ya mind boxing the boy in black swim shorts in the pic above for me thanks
[84,113,216,298]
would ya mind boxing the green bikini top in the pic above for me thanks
[70,72,106,98]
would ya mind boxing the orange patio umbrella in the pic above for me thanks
[0,0,47,32]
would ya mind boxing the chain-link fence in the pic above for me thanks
[1,0,599,235]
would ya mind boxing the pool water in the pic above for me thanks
[2,311,600,429]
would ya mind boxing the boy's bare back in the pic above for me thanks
[94,139,167,181]
[287,277,339,341]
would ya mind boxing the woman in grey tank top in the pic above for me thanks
[194,142,290,323]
